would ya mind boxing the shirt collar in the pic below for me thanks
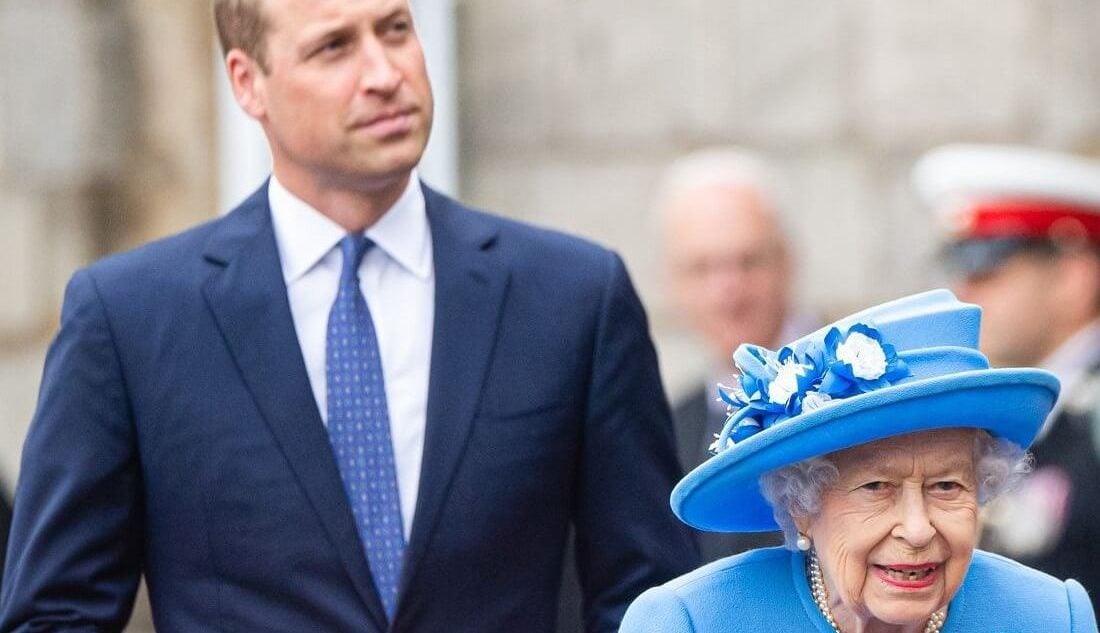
[268,171,432,284]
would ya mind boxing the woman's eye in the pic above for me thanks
[860,481,888,492]
[931,481,962,493]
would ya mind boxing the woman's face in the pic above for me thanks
[799,429,980,631]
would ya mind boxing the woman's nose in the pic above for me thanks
[892,487,936,547]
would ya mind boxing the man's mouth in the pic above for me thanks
[351,108,417,137]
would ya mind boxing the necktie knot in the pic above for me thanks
[339,234,374,283]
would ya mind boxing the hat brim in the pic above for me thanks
[672,369,1059,533]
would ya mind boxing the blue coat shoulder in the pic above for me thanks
[947,550,1097,632]
[619,548,1098,633]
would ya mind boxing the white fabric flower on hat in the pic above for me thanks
[800,391,834,412]
[768,359,813,406]
[834,331,887,380]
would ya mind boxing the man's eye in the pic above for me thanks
[382,18,413,41]
[315,38,349,56]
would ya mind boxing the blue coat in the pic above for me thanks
[620,547,1097,632]
[0,184,698,632]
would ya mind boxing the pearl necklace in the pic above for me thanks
[807,550,946,633]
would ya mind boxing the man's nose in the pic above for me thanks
[359,39,402,95]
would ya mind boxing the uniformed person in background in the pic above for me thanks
[914,144,1100,611]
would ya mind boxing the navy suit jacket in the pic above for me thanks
[0,184,697,632]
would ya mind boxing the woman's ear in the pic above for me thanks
[793,514,813,539]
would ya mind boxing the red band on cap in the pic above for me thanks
[958,199,1100,242]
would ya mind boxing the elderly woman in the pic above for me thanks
[621,290,1098,633]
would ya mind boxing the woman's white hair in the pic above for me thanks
[759,430,1032,549]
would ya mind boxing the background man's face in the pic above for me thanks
[250,0,434,191]
[664,185,791,361]
[952,251,1059,367]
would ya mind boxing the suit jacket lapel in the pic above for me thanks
[200,186,390,630]
[399,186,509,598]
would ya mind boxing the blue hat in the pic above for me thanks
[672,289,1060,533]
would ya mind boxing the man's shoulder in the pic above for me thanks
[425,187,617,268]
[87,218,221,277]
[83,188,268,286]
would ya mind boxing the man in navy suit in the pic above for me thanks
[0,1,696,631]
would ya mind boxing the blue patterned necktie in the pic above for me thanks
[326,234,406,621]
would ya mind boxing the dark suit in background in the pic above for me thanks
[0,185,697,632]
[671,387,782,561]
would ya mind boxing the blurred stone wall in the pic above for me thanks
[0,1,216,629]
[456,0,1100,397]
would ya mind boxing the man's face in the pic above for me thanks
[238,0,433,193]
[664,185,791,361]
[952,250,1059,367]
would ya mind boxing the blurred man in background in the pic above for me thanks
[556,149,810,631]
[654,148,817,561]
[914,143,1100,609]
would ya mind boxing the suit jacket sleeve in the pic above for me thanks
[0,269,143,632]
[574,253,699,632]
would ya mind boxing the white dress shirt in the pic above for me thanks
[269,173,434,540]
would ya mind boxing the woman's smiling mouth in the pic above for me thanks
[873,563,940,589]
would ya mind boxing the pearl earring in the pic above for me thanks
[796,533,812,551]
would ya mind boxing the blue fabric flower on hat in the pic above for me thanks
[711,322,911,453]
[818,323,909,398]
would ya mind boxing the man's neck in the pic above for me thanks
[272,168,413,233]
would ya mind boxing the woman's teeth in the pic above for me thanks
[883,566,934,580]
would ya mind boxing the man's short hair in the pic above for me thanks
[213,0,270,72]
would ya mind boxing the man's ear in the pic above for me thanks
[225,49,267,120]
